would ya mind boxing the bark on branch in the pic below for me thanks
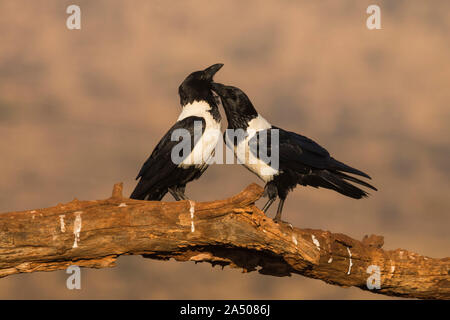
[0,183,448,299]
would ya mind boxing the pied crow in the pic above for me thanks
[212,83,377,223]
[130,63,223,201]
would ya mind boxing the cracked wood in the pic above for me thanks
[0,183,448,299]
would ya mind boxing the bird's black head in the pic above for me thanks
[211,82,258,129]
[178,63,224,107]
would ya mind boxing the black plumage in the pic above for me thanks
[130,63,223,201]
[212,83,377,223]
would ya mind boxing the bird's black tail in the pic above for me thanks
[130,180,167,201]
[311,157,378,199]
[328,157,372,179]
[315,169,377,199]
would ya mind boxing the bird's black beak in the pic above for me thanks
[203,63,224,81]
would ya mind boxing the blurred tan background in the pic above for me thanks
[0,0,449,299]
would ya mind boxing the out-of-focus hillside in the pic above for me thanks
[0,0,448,299]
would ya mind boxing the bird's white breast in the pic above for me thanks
[177,100,221,168]
[232,115,278,182]
[247,115,272,131]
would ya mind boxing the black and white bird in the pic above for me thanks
[212,83,377,223]
[130,63,223,201]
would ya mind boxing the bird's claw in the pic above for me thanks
[273,218,293,229]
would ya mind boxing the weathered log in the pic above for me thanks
[0,183,448,299]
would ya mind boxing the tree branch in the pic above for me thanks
[0,183,448,299]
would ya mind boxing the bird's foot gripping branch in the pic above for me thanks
[0,183,448,299]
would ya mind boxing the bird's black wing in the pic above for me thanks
[136,116,206,179]
[131,116,205,199]
[277,128,373,179]
[249,126,330,171]
[277,126,331,169]
[252,126,374,179]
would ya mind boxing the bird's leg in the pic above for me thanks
[176,185,189,200]
[168,188,181,201]
[177,191,189,200]
[261,197,275,213]
[273,199,285,222]
[273,198,293,228]
[262,183,277,213]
